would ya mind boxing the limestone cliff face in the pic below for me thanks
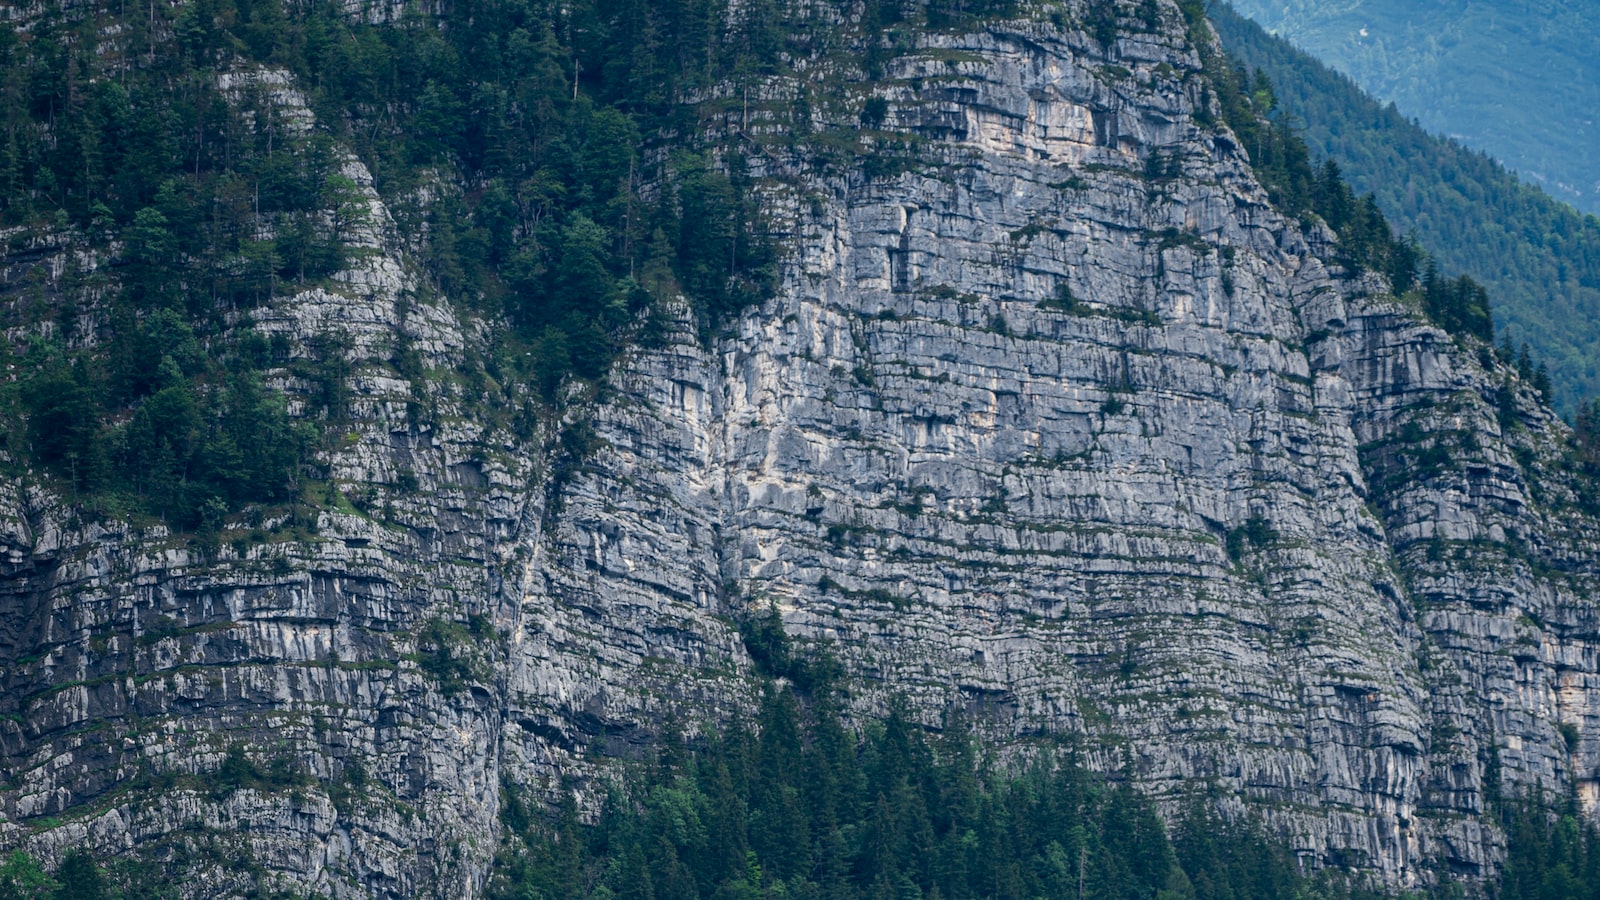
[0,134,532,895]
[2,2,1598,896]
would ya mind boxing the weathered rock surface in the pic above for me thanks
[3,1,1599,896]
[0,121,529,895]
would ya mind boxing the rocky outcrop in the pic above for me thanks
[3,1,1599,895]
[0,134,533,895]
[504,6,1600,886]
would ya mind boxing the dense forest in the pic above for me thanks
[1211,2,1600,412]
[491,685,1388,898]
[481,616,1600,900]
[482,612,1378,900]
[0,0,783,529]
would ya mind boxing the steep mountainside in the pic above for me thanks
[1211,1,1600,416]
[1225,0,1600,216]
[3,1,1600,896]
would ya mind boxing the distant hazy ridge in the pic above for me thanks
[1225,0,1600,216]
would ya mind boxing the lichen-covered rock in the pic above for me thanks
[3,2,1599,896]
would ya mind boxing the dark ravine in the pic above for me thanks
[3,1,1599,896]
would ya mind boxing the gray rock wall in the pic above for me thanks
[506,7,1600,885]
[3,1,1599,895]
[0,146,527,896]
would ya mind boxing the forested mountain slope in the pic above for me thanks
[1224,0,1600,217]
[1212,2,1600,414]
[3,1,1600,897]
